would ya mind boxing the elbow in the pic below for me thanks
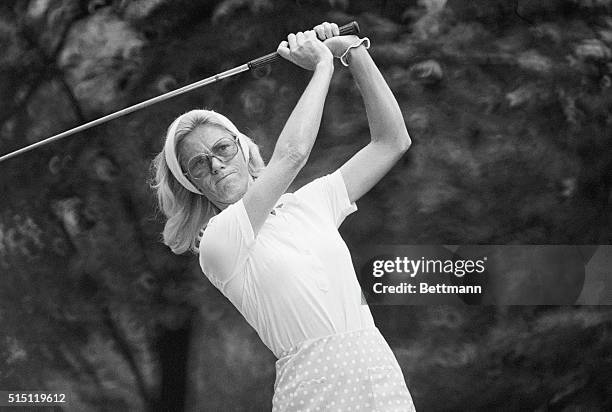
[399,134,412,153]
[373,132,412,154]
[394,131,412,154]
[378,125,412,153]
[286,149,309,167]
[275,145,309,168]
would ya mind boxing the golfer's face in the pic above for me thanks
[179,124,249,204]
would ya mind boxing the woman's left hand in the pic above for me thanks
[313,22,360,58]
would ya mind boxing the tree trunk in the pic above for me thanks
[153,312,195,412]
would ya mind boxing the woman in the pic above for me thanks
[151,22,415,411]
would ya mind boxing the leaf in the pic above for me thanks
[506,84,537,108]
[575,38,612,61]
[409,59,443,84]
[517,50,553,73]
[212,0,273,22]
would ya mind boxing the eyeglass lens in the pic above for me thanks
[187,137,238,179]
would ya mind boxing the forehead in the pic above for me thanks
[179,123,232,156]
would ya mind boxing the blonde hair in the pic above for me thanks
[150,110,265,255]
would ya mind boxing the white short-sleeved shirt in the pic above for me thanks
[198,170,375,358]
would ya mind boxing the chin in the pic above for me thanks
[213,173,248,203]
[218,186,247,204]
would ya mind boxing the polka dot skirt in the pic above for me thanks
[272,326,416,412]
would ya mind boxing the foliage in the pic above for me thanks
[0,0,611,411]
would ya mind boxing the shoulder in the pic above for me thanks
[293,170,357,227]
[197,199,255,259]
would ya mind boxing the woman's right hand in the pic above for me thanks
[277,30,333,71]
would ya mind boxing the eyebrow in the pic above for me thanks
[186,134,236,161]
[212,135,235,147]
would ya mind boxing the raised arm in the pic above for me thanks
[242,30,334,235]
[321,30,412,203]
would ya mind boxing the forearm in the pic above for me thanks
[271,61,334,165]
[348,46,411,149]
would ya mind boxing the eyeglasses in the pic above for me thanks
[183,135,240,181]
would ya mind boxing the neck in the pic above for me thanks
[211,199,231,211]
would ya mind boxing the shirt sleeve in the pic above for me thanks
[198,199,254,306]
[293,169,358,228]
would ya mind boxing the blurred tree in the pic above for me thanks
[1,0,611,411]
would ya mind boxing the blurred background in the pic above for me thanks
[1,0,612,410]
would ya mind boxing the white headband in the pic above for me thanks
[164,110,251,195]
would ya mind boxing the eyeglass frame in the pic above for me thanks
[181,133,242,183]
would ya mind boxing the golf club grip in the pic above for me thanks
[248,21,361,70]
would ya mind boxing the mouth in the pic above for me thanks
[216,171,236,184]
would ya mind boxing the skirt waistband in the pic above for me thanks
[276,325,381,360]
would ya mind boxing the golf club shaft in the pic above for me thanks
[0,65,249,163]
[0,21,360,163]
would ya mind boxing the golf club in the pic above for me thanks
[0,21,360,163]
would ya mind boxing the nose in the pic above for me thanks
[209,155,226,175]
